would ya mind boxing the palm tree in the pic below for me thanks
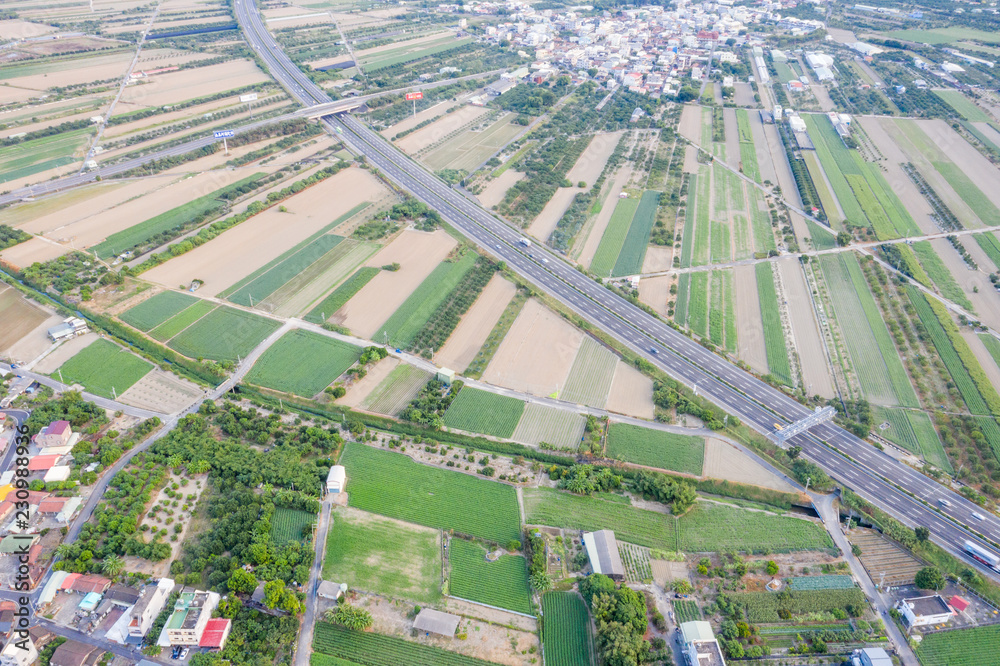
[102,554,125,579]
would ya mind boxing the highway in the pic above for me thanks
[233,0,1000,582]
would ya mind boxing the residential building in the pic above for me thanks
[0,638,36,666]
[106,584,142,607]
[583,530,626,580]
[70,574,111,595]
[680,621,726,666]
[158,590,219,646]
[49,640,97,666]
[46,318,87,343]
[128,578,175,640]
[897,595,954,627]
[36,421,72,449]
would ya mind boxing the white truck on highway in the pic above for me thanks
[518,237,531,248]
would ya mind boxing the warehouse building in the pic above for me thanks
[326,465,346,494]
[583,530,625,581]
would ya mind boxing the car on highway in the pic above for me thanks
[974,511,985,521]
[649,347,658,354]
[773,423,784,431]
[940,498,951,508]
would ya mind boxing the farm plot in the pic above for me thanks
[787,575,854,591]
[606,361,655,420]
[227,234,345,307]
[590,197,640,277]
[678,174,697,269]
[560,337,617,407]
[0,287,50,352]
[605,424,705,475]
[541,592,595,666]
[434,276,516,372]
[314,623,495,666]
[688,272,709,338]
[149,300,217,342]
[522,487,677,551]
[443,387,525,438]
[359,36,473,71]
[917,625,1000,666]
[618,542,652,582]
[339,443,521,544]
[736,110,761,184]
[424,116,523,173]
[0,128,91,185]
[975,233,1000,269]
[933,90,995,122]
[819,255,918,406]
[512,404,587,449]
[271,507,315,544]
[674,600,701,624]
[55,338,152,399]
[448,538,532,615]
[167,307,281,362]
[360,363,432,416]
[876,407,952,471]
[612,191,661,277]
[305,267,380,324]
[375,253,478,349]
[677,502,833,553]
[755,263,792,385]
[91,173,264,259]
[246,330,360,397]
[728,589,867,623]
[119,291,197,331]
[323,506,441,604]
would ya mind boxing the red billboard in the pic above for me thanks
[405,91,424,101]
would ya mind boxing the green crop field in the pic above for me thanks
[612,191,661,276]
[0,128,91,185]
[819,255,918,407]
[773,61,797,82]
[376,253,478,348]
[605,423,705,475]
[449,538,532,614]
[677,502,833,553]
[92,174,264,258]
[934,90,992,122]
[522,487,677,550]
[674,273,690,327]
[803,152,843,226]
[361,363,431,416]
[917,625,1000,666]
[693,167,711,265]
[120,291,198,331]
[167,306,281,362]
[981,334,1000,370]
[711,219,730,263]
[228,235,345,306]
[305,267,381,323]
[511,404,587,449]
[56,339,152,399]
[271,507,315,544]
[911,242,974,311]
[876,407,952,471]
[736,110,761,184]
[339,443,521,544]
[723,271,737,353]
[360,37,474,71]
[674,600,701,624]
[561,337,617,407]
[710,272,723,347]
[149,300,217,342]
[787,575,854,591]
[542,592,595,666]
[246,330,360,397]
[323,506,441,604]
[755,263,792,385]
[887,26,1000,45]
[730,589,867,623]
[974,233,1000,269]
[590,197,640,277]
[443,387,525,438]
[679,175,697,268]
[314,623,496,665]
[688,272,709,337]
[751,193,776,252]
[931,161,1000,226]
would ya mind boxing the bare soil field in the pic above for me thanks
[0,85,47,106]
[6,51,135,91]
[827,27,858,43]
[761,123,802,208]
[857,117,936,233]
[120,60,269,107]
[638,275,671,316]
[482,298,583,397]
[144,168,386,295]
[778,258,834,398]
[341,357,400,408]
[703,438,797,492]
[973,121,1000,148]
[107,93,272,137]
[734,82,756,107]
[266,13,333,28]
[435,275,516,372]
[931,238,1000,330]
[810,85,835,112]
[477,170,524,208]
[578,164,633,268]
[32,332,98,375]
[748,113,778,188]
[962,329,1000,395]
[5,311,62,365]
[396,105,489,154]
[527,187,578,241]
[641,246,673,273]
[0,287,48,350]
[304,53,353,70]
[724,108,741,171]
[566,131,623,186]
[917,118,1000,210]
[0,237,71,268]
[425,116,523,172]
[355,30,453,57]
[118,369,204,413]
[734,264,769,375]
[0,19,56,39]
[381,101,457,138]
[334,228,457,338]
[0,108,107,140]
[682,144,700,174]
[606,363,655,419]
[678,104,702,144]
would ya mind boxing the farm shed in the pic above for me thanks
[326,465,347,494]
[413,608,460,637]
[44,466,72,483]
[583,530,625,580]
[436,368,455,384]
[857,647,892,666]
[317,580,347,601]
[78,592,102,612]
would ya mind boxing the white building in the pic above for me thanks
[326,465,347,494]
[128,578,175,641]
[856,647,893,666]
[897,595,954,627]
[680,621,726,666]
[0,638,36,666]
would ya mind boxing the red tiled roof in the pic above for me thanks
[46,421,70,436]
[38,498,67,514]
[27,543,42,565]
[199,618,231,649]
[28,455,61,472]
[60,573,81,590]
[71,574,110,595]
[950,595,970,612]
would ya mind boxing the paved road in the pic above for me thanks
[296,500,331,666]
[233,0,1000,586]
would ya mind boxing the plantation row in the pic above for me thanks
[755,263,792,385]
[314,623,494,665]
[408,257,496,357]
[726,588,867,623]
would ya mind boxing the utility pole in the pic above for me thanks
[805,476,811,493]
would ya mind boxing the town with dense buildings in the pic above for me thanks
[0,0,1000,663]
